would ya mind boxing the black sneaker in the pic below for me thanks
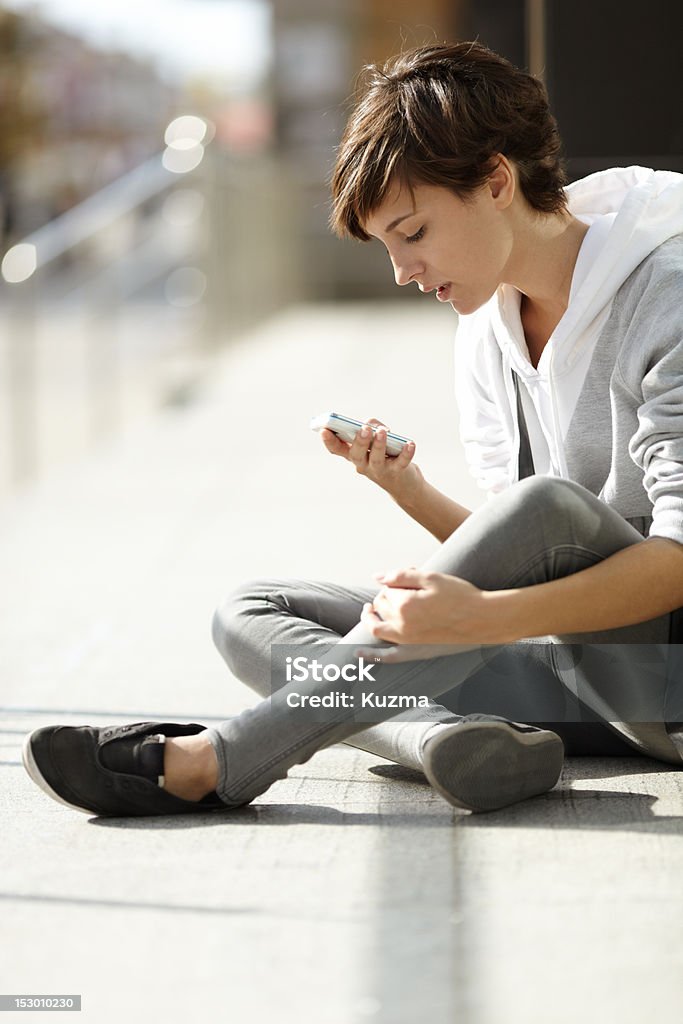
[22,721,226,817]
[422,715,564,813]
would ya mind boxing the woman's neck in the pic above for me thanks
[506,210,590,323]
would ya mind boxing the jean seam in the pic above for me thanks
[220,722,344,803]
[205,727,230,800]
[505,544,605,588]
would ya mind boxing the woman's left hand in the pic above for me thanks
[359,567,512,647]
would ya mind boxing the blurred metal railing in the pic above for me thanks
[0,117,214,491]
[1,155,176,280]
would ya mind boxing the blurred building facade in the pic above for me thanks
[0,7,204,493]
[0,8,179,247]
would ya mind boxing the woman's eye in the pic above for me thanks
[406,226,425,244]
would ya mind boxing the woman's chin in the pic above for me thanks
[451,289,495,316]
[449,296,476,315]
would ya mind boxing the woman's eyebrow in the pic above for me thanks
[385,211,417,232]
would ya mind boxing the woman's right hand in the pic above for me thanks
[320,418,426,502]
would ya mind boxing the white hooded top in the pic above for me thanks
[454,165,683,545]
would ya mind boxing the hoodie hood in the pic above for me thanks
[491,166,683,377]
[561,165,683,346]
[461,166,683,484]
[454,165,683,498]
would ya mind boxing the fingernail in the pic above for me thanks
[360,425,370,438]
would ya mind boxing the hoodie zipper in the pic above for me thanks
[548,347,568,477]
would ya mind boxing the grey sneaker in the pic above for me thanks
[422,714,564,812]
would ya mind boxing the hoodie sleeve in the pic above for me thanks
[624,268,683,546]
[454,312,514,498]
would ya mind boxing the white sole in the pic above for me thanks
[423,720,564,813]
[22,731,93,815]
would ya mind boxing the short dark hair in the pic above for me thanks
[330,41,568,240]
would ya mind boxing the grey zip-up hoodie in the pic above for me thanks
[454,166,683,546]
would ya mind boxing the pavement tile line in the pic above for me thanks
[0,707,235,722]
[0,892,258,916]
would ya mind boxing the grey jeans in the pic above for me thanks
[208,476,683,808]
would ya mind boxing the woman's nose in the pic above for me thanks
[391,255,420,287]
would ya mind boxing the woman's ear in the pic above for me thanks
[488,155,515,208]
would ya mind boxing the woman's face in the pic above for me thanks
[363,173,515,316]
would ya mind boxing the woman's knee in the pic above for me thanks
[435,475,631,591]
[489,475,626,552]
[501,475,590,523]
[455,476,585,554]
[211,578,285,665]
[509,476,645,557]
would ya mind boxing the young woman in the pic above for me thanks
[23,42,683,818]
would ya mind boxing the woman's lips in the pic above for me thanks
[436,283,452,302]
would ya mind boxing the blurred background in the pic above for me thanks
[0,0,681,497]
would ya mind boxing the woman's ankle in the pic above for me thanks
[163,733,219,801]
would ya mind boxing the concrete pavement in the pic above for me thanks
[1,300,682,1024]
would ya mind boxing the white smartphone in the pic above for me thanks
[310,411,411,457]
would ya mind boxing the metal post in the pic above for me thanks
[87,265,121,443]
[6,277,38,483]
[526,0,547,81]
